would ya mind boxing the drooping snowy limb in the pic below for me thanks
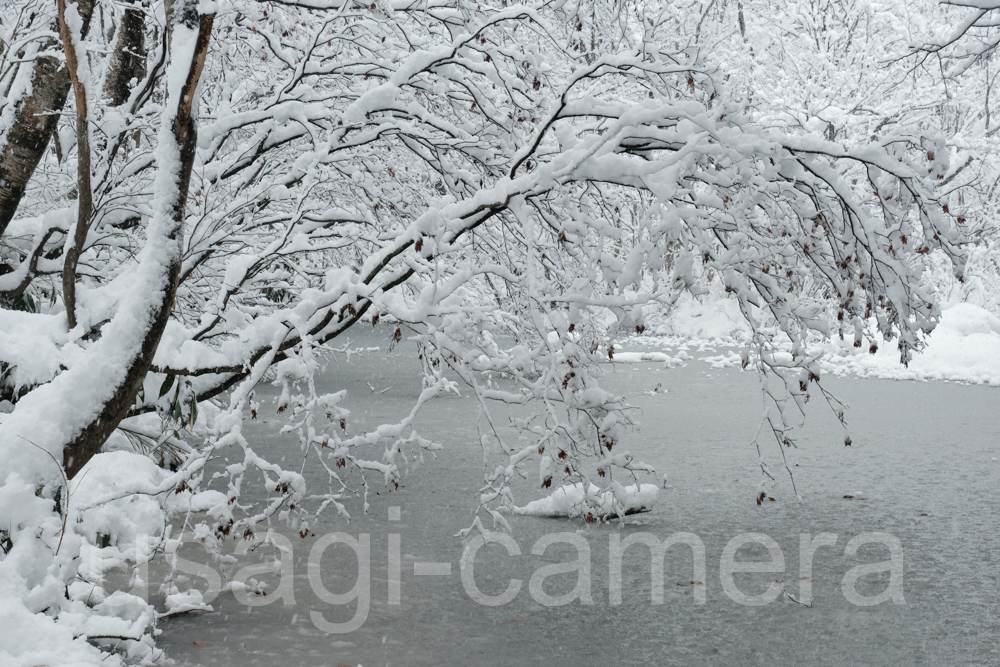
[0,0,963,486]
[123,28,976,520]
[0,0,216,479]
[912,1,1000,76]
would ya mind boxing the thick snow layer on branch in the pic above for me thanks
[514,482,658,519]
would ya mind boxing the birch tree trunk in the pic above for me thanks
[0,0,95,236]
[103,0,147,107]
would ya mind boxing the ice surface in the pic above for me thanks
[149,327,1000,666]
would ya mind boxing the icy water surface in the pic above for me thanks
[155,330,1000,666]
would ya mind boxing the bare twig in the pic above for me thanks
[19,436,69,556]
[783,589,812,607]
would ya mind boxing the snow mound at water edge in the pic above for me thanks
[514,482,658,519]
[820,303,1000,385]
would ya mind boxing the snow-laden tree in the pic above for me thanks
[688,0,1000,309]
[899,0,1000,309]
[0,0,966,662]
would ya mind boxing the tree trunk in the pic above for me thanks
[103,1,147,107]
[0,0,95,237]
[61,3,214,478]
[58,0,95,330]
[0,0,214,480]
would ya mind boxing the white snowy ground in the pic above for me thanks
[626,294,1000,386]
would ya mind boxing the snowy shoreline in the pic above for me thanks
[616,299,1000,388]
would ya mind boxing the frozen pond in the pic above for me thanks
[154,329,1000,666]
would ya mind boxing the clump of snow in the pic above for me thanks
[161,587,214,617]
[514,482,658,519]
[611,351,685,367]
[73,451,170,546]
[648,293,750,344]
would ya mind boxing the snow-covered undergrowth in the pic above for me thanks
[0,442,231,666]
[0,452,167,666]
[513,482,659,520]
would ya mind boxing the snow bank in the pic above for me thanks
[819,303,1000,385]
[629,300,1000,386]
[0,472,128,667]
[514,482,658,519]
[0,450,172,666]
[648,293,750,343]
[0,599,112,667]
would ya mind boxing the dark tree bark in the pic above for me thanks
[104,1,147,107]
[0,0,95,237]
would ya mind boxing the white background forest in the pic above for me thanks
[1,0,1000,664]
